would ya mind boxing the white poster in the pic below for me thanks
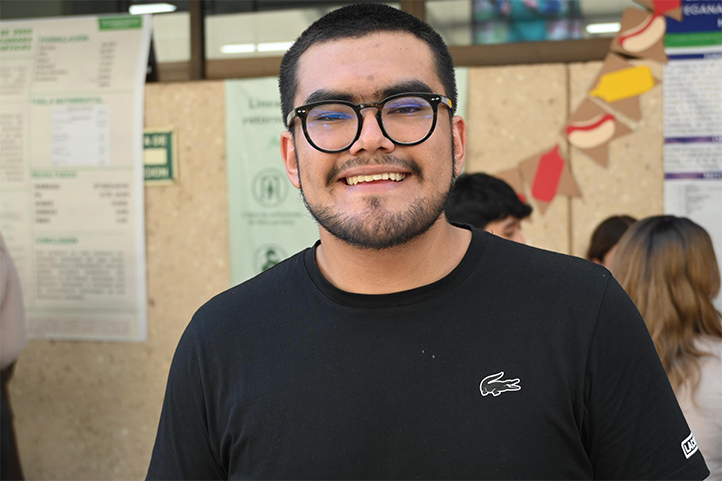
[0,15,151,340]
[664,3,722,311]
[225,78,319,286]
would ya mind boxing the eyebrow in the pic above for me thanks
[303,80,436,105]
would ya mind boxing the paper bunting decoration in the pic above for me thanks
[564,99,632,167]
[634,0,683,21]
[611,8,667,63]
[587,53,659,120]
[493,167,527,203]
[519,144,581,215]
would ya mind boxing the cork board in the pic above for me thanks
[569,60,664,259]
[466,64,570,253]
[9,81,230,479]
[6,63,666,479]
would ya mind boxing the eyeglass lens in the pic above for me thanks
[305,95,434,151]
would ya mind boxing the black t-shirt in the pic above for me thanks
[147,228,709,480]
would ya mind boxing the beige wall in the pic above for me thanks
[465,60,663,256]
[9,81,230,479]
[568,60,665,258]
[8,61,664,478]
[465,63,571,252]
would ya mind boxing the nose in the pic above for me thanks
[347,108,395,156]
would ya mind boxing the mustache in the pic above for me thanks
[326,155,423,186]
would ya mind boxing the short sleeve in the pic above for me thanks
[146,325,226,480]
[583,277,709,480]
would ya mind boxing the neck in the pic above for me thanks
[315,220,472,295]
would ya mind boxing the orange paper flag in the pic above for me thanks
[494,167,526,203]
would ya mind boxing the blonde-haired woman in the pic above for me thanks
[611,215,721,479]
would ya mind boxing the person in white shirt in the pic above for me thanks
[612,215,722,480]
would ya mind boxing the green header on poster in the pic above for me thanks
[665,32,722,48]
[99,17,142,31]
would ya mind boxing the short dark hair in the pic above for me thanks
[586,215,637,262]
[279,3,457,126]
[445,173,532,229]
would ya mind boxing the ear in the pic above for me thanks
[451,115,466,177]
[280,130,301,189]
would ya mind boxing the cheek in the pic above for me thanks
[296,152,339,196]
[417,141,455,180]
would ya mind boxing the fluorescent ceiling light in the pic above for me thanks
[221,42,293,55]
[257,41,294,53]
[129,3,177,15]
[586,22,621,34]
[221,44,256,54]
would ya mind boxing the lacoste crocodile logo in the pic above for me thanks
[480,371,521,397]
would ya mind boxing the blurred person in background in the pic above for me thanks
[1,232,26,480]
[611,215,722,480]
[497,0,563,42]
[446,173,532,243]
[587,214,636,268]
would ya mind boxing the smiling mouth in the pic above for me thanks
[345,172,407,186]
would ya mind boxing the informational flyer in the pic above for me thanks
[663,0,722,311]
[225,78,319,286]
[0,16,151,340]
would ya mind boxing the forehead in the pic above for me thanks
[294,31,441,105]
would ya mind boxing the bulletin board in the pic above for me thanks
[10,61,667,478]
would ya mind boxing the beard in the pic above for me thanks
[296,146,456,251]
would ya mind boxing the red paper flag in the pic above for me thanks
[531,145,564,203]
[519,145,581,215]
[652,0,681,15]
[635,0,683,21]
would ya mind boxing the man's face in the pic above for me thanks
[280,32,466,250]
[484,216,526,244]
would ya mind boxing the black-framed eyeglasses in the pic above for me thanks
[285,92,453,154]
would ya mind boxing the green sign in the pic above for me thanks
[99,17,142,31]
[143,130,178,185]
[665,32,722,48]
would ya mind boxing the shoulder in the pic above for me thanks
[694,336,722,391]
[186,249,309,338]
[0,232,7,264]
[489,234,605,276]
[482,234,613,302]
[695,335,722,359]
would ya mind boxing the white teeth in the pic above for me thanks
[345,173,406,185]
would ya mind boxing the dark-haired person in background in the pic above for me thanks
[586,214,636,268]
[147,4,709,479]
[446,172,532,243]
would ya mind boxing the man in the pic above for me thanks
[147,4,709,479]
[446,172,532,243]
